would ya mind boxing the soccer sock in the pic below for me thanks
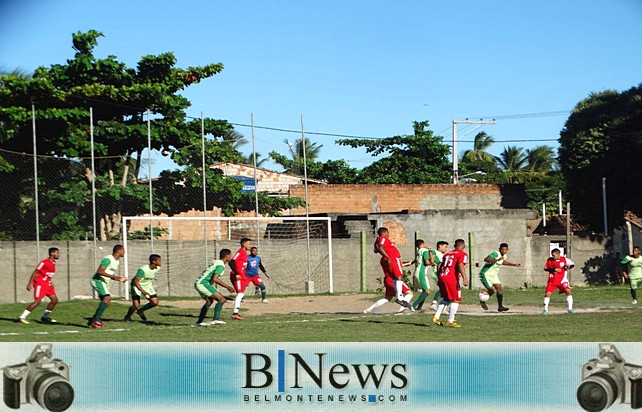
[631,288,637,300]
[364,298,388,313]
[20,310,30,319]
[259,284,266,300]
[233,293,244,314]
[43,309,52,316]
[497,293,504,308]
[94,301,108,320]
[435,300,448,319]
[413,291,428,309]
[447,302,459,323]
[394,280,404,301]
[213,301,224,320]
[543,297,550,311]
[197,304,210,323]
[432,290,441,302]
[125,306,136,319]
[566,295,574,310]
[139,302,156,313]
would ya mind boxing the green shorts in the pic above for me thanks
[131,283,156,299]
[195,281,219,298]
[415,268,430,291]
[479,271,501,289]
[630,277,642,290]
[90,278,110,297]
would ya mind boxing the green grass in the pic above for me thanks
[0,286,640,342]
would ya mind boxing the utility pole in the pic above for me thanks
[452,119,496,184]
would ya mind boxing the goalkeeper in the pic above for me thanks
[247,246,270,303]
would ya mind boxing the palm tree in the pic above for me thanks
[283,137,323,162]
[462,131,495,163]
[222,129,248,151]
[496,146,527,183]
[525,145,556,172]
[244,152,269,168]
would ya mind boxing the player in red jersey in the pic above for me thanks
[433,239,469,328]
[363,227,414,314]
[18,247,61,324]
[542,248,575,315]
[229,237,252,320]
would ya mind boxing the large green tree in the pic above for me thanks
[559,85,642,230]
[0,30,301,240]
[337,121,451,184]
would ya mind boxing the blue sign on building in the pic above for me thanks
[230,175,256,193]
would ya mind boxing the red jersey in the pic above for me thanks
[34,258,56,283]
[438,249,468,283]
[374,236,400,261]
[230,247,249,277]
[544,256,575,285]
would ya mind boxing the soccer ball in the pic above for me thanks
[478,291,490,302]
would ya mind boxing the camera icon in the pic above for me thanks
[577,343,642,411]
[3,343,74,411]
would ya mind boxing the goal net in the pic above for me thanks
[121,216,333,298]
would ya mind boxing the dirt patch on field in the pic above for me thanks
[146,293,609,317]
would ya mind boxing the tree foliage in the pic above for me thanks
[559,85,642,230]
[0,30,302,240]
[337,121,451,184]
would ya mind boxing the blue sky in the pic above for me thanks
[1,0,641,174]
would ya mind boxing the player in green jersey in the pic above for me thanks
[428,241,449,310]
[88,244,127,328]
[194,249,236,326]
[411,239,432,310]
[124,254,162,322]
[621,246,642,304]
[478,243,521,312]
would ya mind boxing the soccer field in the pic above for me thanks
[0,286,640,342]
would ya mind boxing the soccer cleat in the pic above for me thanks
[232,313,244,320]
[211,320,226,325]
[480,301,489,310]
[89,321,104,329]
[135,310,148,322]
[429,302,438,311]
[17,318,29,324]
[633,300,638,304]
[445,321,461,328]
[261,299,269,303]
[363,309,370,314]
[568,309,576,314]
[431,317,443,326]
[40,317,57,323]
[397,299,413,309]
[123,316,132,323]
[541,310,548,315]
[498,306,510,312]
[193,322,210,327]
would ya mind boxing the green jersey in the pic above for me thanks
[134,264,159,290]
[431,250,444,265]
[196,259,226,285]
[92,255,120,283]
[480,251,506,277]
[414,247,431,278]
[621,255,642,279]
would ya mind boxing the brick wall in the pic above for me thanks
[288,184,525,215]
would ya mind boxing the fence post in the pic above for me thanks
[360,231,367,292]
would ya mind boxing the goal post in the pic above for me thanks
[121,216,333,298]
